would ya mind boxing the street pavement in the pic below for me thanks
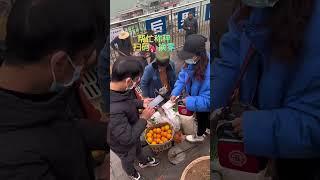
[110,136,210,180]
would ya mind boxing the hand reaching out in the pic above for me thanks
[143,98,154,108]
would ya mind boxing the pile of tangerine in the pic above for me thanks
[146,124,173,145]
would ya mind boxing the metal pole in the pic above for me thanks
[110,0,207,27]
[170,9,174,48]
[137,23,141,36]
[109,0,208,53]
[198,1,203,36]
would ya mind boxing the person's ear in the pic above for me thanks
[50,51,69,81]
[125,77,132,86]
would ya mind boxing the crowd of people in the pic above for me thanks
[107,10,210,179]
[1,0,319,180]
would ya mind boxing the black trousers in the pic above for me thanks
[185,33,192,40]
[115,143,149,176]
[196,112,210,136]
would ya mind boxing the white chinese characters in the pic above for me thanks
[150,19,164,34]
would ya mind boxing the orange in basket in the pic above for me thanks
[144,123,174,153]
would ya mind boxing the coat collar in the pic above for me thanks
[151,61,174,72]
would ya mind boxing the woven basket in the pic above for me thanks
[145,122,174,154]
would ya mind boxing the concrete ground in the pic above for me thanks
[110,136,210,180]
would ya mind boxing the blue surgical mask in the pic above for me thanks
[49,57,83,92]
[241,0,279,7]
[185,58,198,65]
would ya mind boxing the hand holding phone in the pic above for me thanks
[143,98,154,108]
[141,107,155,120]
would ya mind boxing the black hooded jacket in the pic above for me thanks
[108,90,146,153]
[0,87,107,180]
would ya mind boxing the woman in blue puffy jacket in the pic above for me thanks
[213,0,320,179]
[171,34,210,143]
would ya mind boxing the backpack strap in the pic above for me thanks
[222,44,256,112]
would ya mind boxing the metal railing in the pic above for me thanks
[110,0,210,63]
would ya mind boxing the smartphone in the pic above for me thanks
[148,95,164,108]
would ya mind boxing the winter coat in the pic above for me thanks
[0,87,107,180]
[183,17,198,35]
[108,90,146,153]
[213,7,320,159]
[140,61,176,98]
[171,53,210,112]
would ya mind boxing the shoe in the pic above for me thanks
[186,135,205,143]
[129,171,145,180]
[138,157,160,168]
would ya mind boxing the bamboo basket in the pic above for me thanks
[145,122,174,154]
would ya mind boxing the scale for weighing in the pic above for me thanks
[168,144,197,165]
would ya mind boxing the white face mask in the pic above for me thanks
[49,56,83,92]
[185,57,198,65]
[241,0,279,8]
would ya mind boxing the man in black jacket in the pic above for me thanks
[110,31,133,56]
[109,57,160,180]
[183,12,198,39]
[0,0,107,179]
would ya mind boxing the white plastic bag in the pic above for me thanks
[148,111,165,126]
[159,100,180,131]
[178,114,197,135]
[148,111,171,127]
[161,100,175,110]
[162,115,180,132]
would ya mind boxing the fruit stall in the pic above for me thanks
[138,95,210,180]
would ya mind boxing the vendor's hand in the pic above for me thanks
[140,107,155,120]
[170,96,177,102]
[232,117,243,137]
[143,98,154,108]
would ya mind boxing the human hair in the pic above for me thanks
[111,56,143,82]
[5,0,96,65]
[156,58,170,67]
[194,51,208,81]
[236,0,314,61]
[269,0,314,60]
[145,29,158,47]
[130,55,148,69]
[146,30,155,36]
